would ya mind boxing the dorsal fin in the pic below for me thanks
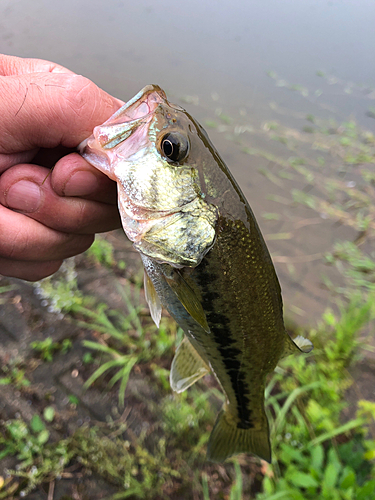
[170,336,210,393]
[144,270,162,328]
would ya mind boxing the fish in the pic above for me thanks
[79,85,313,463]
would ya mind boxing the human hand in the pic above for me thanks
[0,54,123,281]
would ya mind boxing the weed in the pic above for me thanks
[303,126,315,133]
[83,341,137,407]
[263,121,279,131]
[205,120,219,129]
[0,365,30,388]
[271,135,289,146]
[326,242,375,294]
[229,461,243,500]
[257,291,375,499]
[76,283,177,406]
[33,258,82,314]
[31,337,73,362]
[87,237,116,268]
[0,417,72,497]
[262,213,281,221]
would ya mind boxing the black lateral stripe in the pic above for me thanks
[196,258,253,428]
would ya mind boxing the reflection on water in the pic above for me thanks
[1,0,374,114]
[0,0,374,325]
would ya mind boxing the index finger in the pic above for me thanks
[0,71,123,154]
[0,54,74,76]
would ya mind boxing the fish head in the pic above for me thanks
[80,85,218,267]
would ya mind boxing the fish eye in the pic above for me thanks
[161,132,189,163]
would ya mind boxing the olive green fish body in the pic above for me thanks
[142,205,284,462]
[80,85,313,463]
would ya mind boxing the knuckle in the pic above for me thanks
[61,75,115,131]
[0,225,27,260]
[59,200,89,233]
[65,75,97,108]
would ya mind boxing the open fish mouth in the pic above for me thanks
[79,84,202,244]
[78,85,169,178]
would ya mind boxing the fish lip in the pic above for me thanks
[107,84,167,124]
[78,84,167,153]
[105,84,185,125]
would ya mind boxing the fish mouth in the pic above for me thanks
[78,85,170,176]
[100,84,168,130]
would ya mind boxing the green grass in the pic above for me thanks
[1,283,373,498]
[31,337,72,361]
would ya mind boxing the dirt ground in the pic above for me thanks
[0,232,156,498]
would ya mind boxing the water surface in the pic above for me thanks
[1,0,374,325]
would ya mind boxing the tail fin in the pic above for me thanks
[207,409,271,463]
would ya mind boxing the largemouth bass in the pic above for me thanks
[79,85,313,463]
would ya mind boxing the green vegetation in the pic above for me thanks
[0,416,72,497]
[0,367,30,389]
[87,236,120,268]
[31,337,72,362]
[259,294,375,500]
[1,286,373,498]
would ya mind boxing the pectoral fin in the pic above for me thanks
[170,337,210,393]
[164,271,210,333]
[144,270,162,328]
[282,333,313,358]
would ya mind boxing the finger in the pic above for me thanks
[0,54,75,76]
[51,153,118,205]
[0,257,63,281]
[0,164,121,234]
[0,72,122,154]
[0,149,39,174]
[0,204,94,261]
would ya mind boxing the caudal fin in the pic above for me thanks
[207,409,271,463]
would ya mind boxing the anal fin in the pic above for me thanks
[144,270,162,328]
[170,336,210,393]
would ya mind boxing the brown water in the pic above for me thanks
[1,0,374,326]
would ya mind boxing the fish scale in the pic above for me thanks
[180,215,283,426]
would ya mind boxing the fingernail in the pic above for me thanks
[6,180,42,212]
[64,170,100,196]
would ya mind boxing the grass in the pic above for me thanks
[259,292,375,500]
[1,288,373,498]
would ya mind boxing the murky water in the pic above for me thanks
[1,0,374,326]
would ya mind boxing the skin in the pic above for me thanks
[0,54,123,281]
